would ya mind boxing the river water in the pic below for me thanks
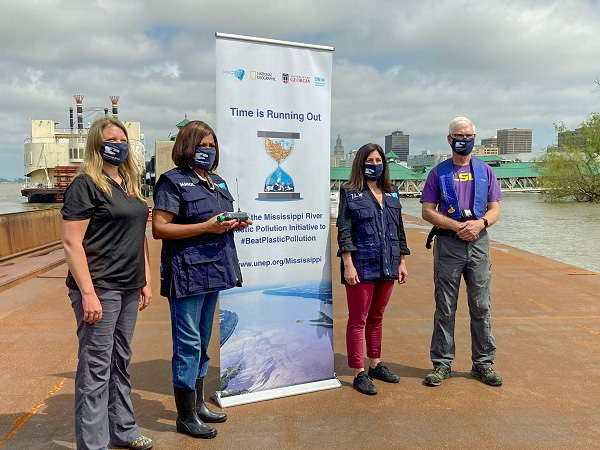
[1,183,598,273]
[0,182,58,214]
[399,193,600,274]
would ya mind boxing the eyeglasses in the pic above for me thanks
[451,133,475,139]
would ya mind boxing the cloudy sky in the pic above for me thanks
[1,0,599,179]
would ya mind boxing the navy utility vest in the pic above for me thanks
[156,168,242,299]
[344,186,403,282]
[437,156,488,220]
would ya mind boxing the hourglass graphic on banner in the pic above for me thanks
[257,131,302,200]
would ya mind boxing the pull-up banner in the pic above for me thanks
[215,33,339,407]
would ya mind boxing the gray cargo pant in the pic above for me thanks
[430,230,496,369]
[70,288,141,450]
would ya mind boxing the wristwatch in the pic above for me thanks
[482,218,489,228]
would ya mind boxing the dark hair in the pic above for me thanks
[345,143,392,193]
[171,120,219,171]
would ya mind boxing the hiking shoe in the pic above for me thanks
[471,366,503,386]
[423,366,451,386]
[368,363,400,383]
[353,371,378,395]
[112,435,154,449]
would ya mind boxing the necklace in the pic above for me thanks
[105,173,128,195]
[115,180,128,195]
[195,172,215,190]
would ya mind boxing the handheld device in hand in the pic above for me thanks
[217,211,249,222]
[217,178,249,223]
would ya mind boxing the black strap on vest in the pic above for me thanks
[425,227,437,249]
[425,227,458,249]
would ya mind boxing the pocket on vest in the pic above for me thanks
[352,206,376,240]
[183,246,227,293]
[180,189,212,219]
[354,246,379,279]
[389,246,401,277]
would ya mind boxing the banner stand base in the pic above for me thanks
[214,376,342,408]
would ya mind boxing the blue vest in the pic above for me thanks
[344,186,403,282]
[155,168,242,299]
[437,156,488,220]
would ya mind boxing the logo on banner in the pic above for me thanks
[314,76,325,87]
[223,69,245,80]
[282,73,311,85]
[250,70,276,81]
[256,131,302,201]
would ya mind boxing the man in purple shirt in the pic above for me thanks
[420,117,503,387]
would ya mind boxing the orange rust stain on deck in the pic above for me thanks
[514,291,552,311]
[0,378,66,448]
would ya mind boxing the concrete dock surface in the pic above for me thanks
[0,215,599,449]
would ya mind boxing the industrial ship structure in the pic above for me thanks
[22,95,145,202]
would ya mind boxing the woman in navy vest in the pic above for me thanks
[336,143,410,395]
[152,121,251,439]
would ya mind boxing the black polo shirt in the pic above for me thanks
[61,174,149,291]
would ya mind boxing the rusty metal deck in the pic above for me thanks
[0,216,598,449]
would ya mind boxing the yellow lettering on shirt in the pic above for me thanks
[454,173,473,182]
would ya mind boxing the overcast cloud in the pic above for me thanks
[1,0,599,178]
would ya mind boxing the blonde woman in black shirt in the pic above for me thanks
[62,117,153,450]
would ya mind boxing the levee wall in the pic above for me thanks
[0,208,62,258]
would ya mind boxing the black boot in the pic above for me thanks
[173,387,217,439]
[196,378,227,423]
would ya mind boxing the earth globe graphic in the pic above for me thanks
[257,131,301,200]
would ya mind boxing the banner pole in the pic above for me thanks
[215,32,335,52]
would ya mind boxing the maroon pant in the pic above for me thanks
[345,280,395,369]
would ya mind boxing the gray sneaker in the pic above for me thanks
[423,366,451,386]
[471,366,503,386]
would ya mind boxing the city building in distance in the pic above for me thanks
[474,145,499,156]
[331,135,345,167]
[481,136,498,148]
[407,151,450,169]
[334,135,344,159]
[557,128,584,150]
[345,149,358,168]
[385,131,409,162]
[497,128,532,154]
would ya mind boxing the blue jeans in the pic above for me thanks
[169,292,219,390]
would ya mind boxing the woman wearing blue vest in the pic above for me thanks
[336,143,410,395]
[152,121,250,439]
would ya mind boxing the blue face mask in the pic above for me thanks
[100,142,129,165]
[193,146,216,171]
[451,137,475,156]
[364,163,384,180]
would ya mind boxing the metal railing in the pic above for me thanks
[54,128,88,135]
[23,137,144,146]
